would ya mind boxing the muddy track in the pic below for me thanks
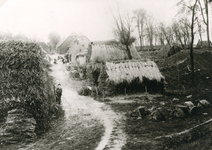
[19,60,126,150]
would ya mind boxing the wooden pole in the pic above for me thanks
[125,88,127,96]
[103,90,105,101]
[145,86,147,94]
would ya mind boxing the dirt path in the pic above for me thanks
[19,60,126,150]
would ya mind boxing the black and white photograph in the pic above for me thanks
[0,0,212,149]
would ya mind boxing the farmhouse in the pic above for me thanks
[57,34,76,54]
[65,35,91,66]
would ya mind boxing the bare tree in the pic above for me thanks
[154,24,159,46]
[172,20,184,48]
[133,9,146,51]
[145,15,155,51]
[178,0,199,86]
[156,25,166,45]
[179,17,191,47]
[14,34,29,41]
[159,23,173,47]
[197,17,205,48]
[198,0,210,50]
[0,32,13,40]
[113,13,135,59]
[48,32,61,50]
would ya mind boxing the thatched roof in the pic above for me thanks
[90,44,141,63]
[105,60,164,84]
[92,39,118,45]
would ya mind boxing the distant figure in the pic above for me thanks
[54,58,57,64]
[56,84,62,104]
[62,57,65,64]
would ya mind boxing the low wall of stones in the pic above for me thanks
[0,109,36,145]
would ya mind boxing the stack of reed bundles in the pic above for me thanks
[105,60,164,85]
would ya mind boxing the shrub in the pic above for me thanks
[0,41,61,131]
[167,45,182,57]
[77,86,92,96]
[69,70,80,78]
[66,65,72,71]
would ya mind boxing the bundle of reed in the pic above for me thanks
[105,60,164,85]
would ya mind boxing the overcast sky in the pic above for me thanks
[0,0,179,42]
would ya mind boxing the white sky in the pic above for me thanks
[0,0,179,42]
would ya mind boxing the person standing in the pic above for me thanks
[56,84,62,104]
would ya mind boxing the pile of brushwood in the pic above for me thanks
[167,45,182,57]
[0,41,63,135]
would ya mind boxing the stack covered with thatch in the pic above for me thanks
[85,43,165,95]
[88,60,166,96]
[90,44,141,62]
[106,60,164,84]
[0,109,36,144]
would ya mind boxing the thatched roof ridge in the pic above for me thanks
[105,60,164,84]
[90,44,141,62]
[92,39,118,45]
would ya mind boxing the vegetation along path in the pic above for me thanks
[20,59,126,150]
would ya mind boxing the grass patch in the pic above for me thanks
[16,114,104,150]
[108,95,212,149]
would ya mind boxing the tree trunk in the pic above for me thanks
[139,36,142,51]
[126,45,132,59]
[190,0,198,86]
[178,37,184,49]
[205,0,210,50]
[200,37,203,48]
